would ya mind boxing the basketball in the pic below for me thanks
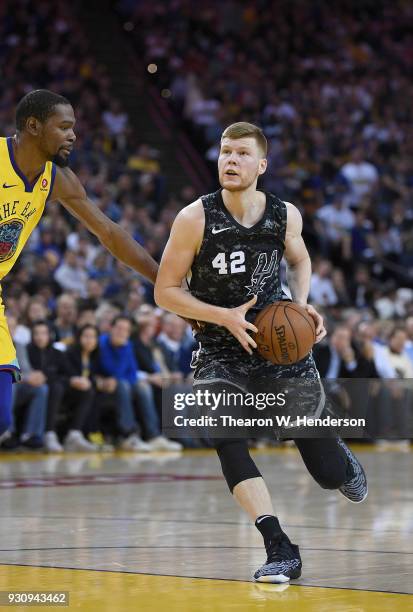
[254,301,316,365]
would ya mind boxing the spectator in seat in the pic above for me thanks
[95,303,120,335]
[98,316,182,451]
[54,250,88,297]
[309,260,338,307]
[82,279,106,311]
[340,147,379,207]
[0,315,47,450]
[133,308,199,448]
[313,324,379,426]
[384,327,413,379]
[127,144,161,175]
[314,325,379,379]
[53,294,78,345]
[356,321,395,379]
[348,266,374,309]
[27,322,69,452]
[381,326,413,443]
[102,100,129,150]
[76,308,97,329]
[345,210,375,262]
[14,297,49,346]
[315,196,355,260]
[133,307,169,387]
[62,325,101,452]
[331,269,351,308]
[156,313,190,375]
[25,255,61,297]
[133,306,184,406]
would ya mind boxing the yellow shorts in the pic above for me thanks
[0,297,20,381]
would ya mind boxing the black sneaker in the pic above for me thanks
[21,435,44,451]
[254,532,302,583]
[0,433,20,451]
[338,438,368,503]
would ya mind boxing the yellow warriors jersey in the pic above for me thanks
[0,136,56,375]
[0,136,56,281]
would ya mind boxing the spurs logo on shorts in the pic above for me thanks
[0,219,24,263]
[245,250,278,296]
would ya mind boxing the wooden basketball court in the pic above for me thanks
[0,445,412,611]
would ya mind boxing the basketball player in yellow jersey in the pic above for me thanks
[0,89,158,440]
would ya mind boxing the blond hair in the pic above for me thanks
[221,122,267,156]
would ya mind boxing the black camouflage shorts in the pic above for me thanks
[191,343,319,388]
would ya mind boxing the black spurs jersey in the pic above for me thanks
[189,189,287,348]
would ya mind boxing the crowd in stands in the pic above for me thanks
[121,0,413,280]
[0,0,193,452]
[0,0,412,450]
[4,304,194,452]
[0,0,175,264]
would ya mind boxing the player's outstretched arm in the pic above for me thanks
[284,202,326,342]
[155,202,258,354]
[51,167,158,284]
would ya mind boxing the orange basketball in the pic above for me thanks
[254,301,316,365]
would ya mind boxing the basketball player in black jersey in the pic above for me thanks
[155,122,367,583]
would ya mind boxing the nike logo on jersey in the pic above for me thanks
[3,183,18,189]
[212,226,231,234]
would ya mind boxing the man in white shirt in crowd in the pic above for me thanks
[310,260,338,306]
[54,250,88,297]
[316,195,355,242]
[381,326,413,447]
[384,326,413,379]
[340,147,379,207]
[357,321,396,378]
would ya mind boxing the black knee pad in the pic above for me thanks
[215,439,261,493]
[295,438,347,490]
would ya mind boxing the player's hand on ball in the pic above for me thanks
[221,294,258,354]
[303,304,326,343]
